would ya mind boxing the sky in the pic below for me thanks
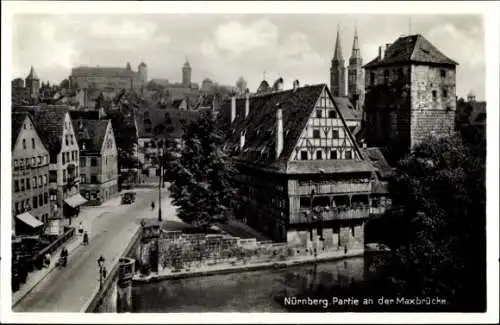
[12,13,485,100]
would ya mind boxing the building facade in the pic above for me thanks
[363,34,457,161]
[182,59,192,87]
[13,105,86,235]
[12,112,51,236]
[75,119,119,205]
[70,62,147,91]
[220,83,388,250]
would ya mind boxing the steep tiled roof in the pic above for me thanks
[364,34,458,68]
[13,105,70,163]
[71,67,138,78]
[12,112,29,149]
[361,147,393,179]
[72,119,110,154]
[332,96,362,121]
[220,84,369,173]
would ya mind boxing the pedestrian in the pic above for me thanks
[78,222,84,235]
[102,266,107,279]
[83,231,89,245]
[44,253,51,267]
[151,201,155,210]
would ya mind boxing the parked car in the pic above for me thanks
[121,192,136,204]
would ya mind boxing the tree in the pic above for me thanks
[107,111,139,171]
[167,110,238,229]
[375,134,486,311]
[60,78,70,89]
[236,77,248,95]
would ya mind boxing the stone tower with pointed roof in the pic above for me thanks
[330,25,346,97]
[138,61,148,85]
[363,34,458,162]
[182,59,192,87]
[25,66,40,104]
[348,24,364,110]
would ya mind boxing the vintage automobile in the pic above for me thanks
[121,192,136,204]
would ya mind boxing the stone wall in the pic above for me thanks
[410,65,456,147]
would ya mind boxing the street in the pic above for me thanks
[13,188,178,312]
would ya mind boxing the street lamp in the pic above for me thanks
[158,146,164,222]
[97,255,106,290]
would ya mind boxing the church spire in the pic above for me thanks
[333,24,344,61]
[351,22,361,59]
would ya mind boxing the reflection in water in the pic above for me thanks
[132,256,378,312]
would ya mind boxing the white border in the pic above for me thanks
[1,1,499,324]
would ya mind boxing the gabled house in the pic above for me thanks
[221,83,384,250]
[11,112,50,236]
[73,119,119,205]
[13,105,87,235]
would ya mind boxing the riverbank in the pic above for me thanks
[133,247,366,284]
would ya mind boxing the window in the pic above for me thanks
[38,175,43,186]
[443,89,448,98]
[345,150,353,159]
[91,157,97,166]
[63,170,67,182]
[62,153,66,164]
[23,123,27,129]
[70,135,74,145]
[331,150,338,160]
[80,174,86,184]
[43,175,47,185]
[32,176,37,188]
[65,135,69,146]
[14,180,19,192]
[91,175,98,183]
[49,170,57,183]
[14,160,18,168]
[384,70,389,83]
[39,194,43,207]
[328,110,337,118]
[332,130,339,139]
[44,192,48,205]
[440,69,446,78]
[26,177,30,189]
[432,90,437,99]
[32,138,35,149]
[32,157,36,166]
[313,129,321,139]
[20,179,25,191]
[38,156,42,164]
[316,150,323,160]
[316,110,322,118]
[80,157,86,166]
[22,139,26,149]
[33,196,38,209]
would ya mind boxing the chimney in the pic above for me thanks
[230,95,236,123]
[384,43,391,58]
[378,46,382,59]
[245,93,250,118]
[276,106,284,160]
[293,80,300,91]
[240,130,246,149]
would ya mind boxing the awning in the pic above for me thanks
[64,194,88,208]
[16,212,44,228]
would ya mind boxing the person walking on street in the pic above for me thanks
[83,231,89,245]
[151,201,155,210]
[78,222,84,236]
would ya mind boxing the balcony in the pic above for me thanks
[294,182,372,196]
[292,206,370,224]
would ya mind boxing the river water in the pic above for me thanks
[131,254,383,312]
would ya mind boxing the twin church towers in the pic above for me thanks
[330,24,364,110]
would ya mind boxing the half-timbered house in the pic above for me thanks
[220,83,387,251]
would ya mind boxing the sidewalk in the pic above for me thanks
[11,198,117,308]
